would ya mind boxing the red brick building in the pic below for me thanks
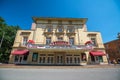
[104,39,120,63]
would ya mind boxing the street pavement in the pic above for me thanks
[0,67,120,80]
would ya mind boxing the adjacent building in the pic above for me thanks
[9,17,108,65]
[104,39,120,63]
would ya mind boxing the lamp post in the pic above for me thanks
[0,31,5,48]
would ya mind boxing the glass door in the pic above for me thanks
[56,54,63,64]
[95,56,100,63]
[14,55,23,64]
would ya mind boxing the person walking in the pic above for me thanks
[113,59,117,65]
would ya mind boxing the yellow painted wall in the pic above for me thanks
[9,18,107,64]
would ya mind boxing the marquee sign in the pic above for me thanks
[50,41,70,46]
[27,40,94,50]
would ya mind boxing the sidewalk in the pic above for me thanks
[0,64,120,69]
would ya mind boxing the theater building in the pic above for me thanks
[9,17,108,65]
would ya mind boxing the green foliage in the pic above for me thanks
[0,17,21,63]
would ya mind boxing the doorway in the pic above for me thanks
[56,54,64,64]
[14,55,28,64]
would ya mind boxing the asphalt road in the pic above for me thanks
[0,68,120,80]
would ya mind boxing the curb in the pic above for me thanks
[0,64,120,69]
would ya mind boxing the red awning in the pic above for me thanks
[90,51,105,56]
[12,50,29,55]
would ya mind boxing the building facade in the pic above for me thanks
[104,39,120,63]
[9,17,108,65]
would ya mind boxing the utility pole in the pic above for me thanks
[0,31,5,48]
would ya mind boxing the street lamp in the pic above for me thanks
[0,31,5,48]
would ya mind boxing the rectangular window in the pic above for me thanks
[98,56,103,62]
[58,27,63,32]
[32,53,38,62]
[46,38,51,45]
[91,38,97,46]
[69,38,74,45]
[47,27,52,32]
[68,28,72,32]
[22,36,28,46]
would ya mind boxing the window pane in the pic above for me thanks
[23,36,28,46]
[46,38,51,45]
[14,55,19,62]
[91,38,96,45]
[58,27,63,32]
[23,55,28,61]
[99,56,103,62]
[69,38,74,45]
[32,53,38,62]
[47,28,52,32]
[68,28,73,32]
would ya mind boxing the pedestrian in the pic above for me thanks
[113,59,117,65]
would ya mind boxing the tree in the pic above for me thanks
[117,33,120,39]
[0,17,20,63]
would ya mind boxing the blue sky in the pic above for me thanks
[0,0,120,43]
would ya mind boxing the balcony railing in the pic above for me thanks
[26,44,93,50]
[55,32,65,36]
[44,32,53,35]
[66,32,76,36]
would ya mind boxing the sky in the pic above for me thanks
[0,0,120,43]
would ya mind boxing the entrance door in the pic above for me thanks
[95,56,103,64]
[14,55,23,63]
[56,54,64,64]
[19,56,22,62]
[95,56,100,64]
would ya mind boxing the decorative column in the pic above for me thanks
[27,52,33,64]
